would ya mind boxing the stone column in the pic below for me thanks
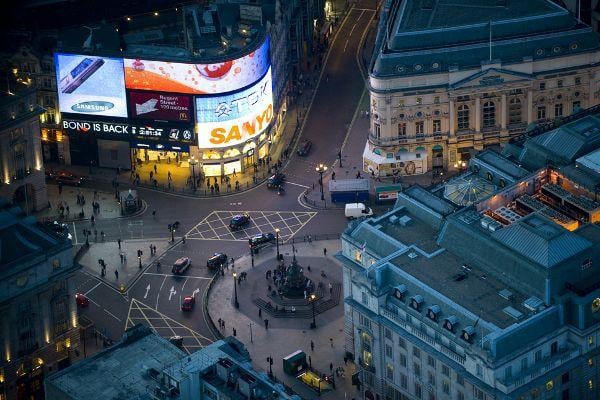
[527,90,533,124]
[501,93,507,129]
[475,97,481,132]
[449,99,455,136]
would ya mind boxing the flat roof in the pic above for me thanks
[577,148,600,174]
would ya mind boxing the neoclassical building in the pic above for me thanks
[364,0,600,176]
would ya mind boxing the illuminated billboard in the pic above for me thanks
[55,54,127,118]
[129,91,191,122]
[124,37,270,95]
[196,68,273,148]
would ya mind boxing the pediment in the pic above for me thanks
[450,68,533,90]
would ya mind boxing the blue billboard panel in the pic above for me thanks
[56,54,127,118]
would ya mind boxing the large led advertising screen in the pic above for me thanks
[55,54,127,118]
[129,91,191,122]
[196,68,273,148]
[124,37,270,95]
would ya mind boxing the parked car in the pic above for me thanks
[297,140,312,156]
[75,293,89,307]
[229,213,250,230]
[181,296,195,311]
[172,257,191,274]
[207,253,228,269]
[169,335,183,348]
[53,171,83,186]
[250,233,276,247]
[267,173,285,188]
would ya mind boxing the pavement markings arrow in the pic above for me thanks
[192,288,200,297]
[169,286,176,301]
[144,284,151,299]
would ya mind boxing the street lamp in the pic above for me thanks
[275,228,280,260]
[189,155,198,190]
[315,163,328,201]
[233,272,239,308]
[309,293,317,329]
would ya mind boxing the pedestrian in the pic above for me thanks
[259,308,262,318]
[101,231,105,241]
[168,171,172,181]
[233,168,237,177]
[330,337,333,347]
[304,290,307,299]
[218,318,222,328]
[323,247,327,256]
[231,257,235,268]
[222,320,226,329]
[123,253,127,263]
[120,253,124,263]
[309,355,312,367]
[232,328,237,337]
[332,171,336,180]
[311,340,315,351]
[115,270,119,280]
[307,265,311,272]
[152,209,156,219]
[343,356,348,365]
[264,319,269,330]
[153,164,157,174]
[150,244,153,256]
[329,282,333,295]
[118,238,122,249]
[150,171,154,180]
[330,362,333,373]
[91,215,95,226]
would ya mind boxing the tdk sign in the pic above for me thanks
[71,101,114,113]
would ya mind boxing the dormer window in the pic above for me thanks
[427,305,441,322]
[410,295,423,311]
[461,326,475,343]
[444,316,458,333]
[393,285,407,301]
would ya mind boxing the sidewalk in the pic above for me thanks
[78,238,173,291]
[207,240,360,400]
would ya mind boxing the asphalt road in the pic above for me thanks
[70,3,375,354]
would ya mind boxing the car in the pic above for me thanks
[229,213,250,230]
[172,257,191,274]
[250,233,276,247]
[297,140,312,156]
[181,296,195,311]
[75,293,89,307]
[207,253,228,269]
[53,171,83,186]
[169,335,183,348]
[267,172,285,188]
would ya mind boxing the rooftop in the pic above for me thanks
[46,325,186,400]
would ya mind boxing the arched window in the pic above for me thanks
[457,105,470,130]
[509,98,522,124]
[483,101,496,128]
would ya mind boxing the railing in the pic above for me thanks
[368,132,449,145]
[359,357,376,373]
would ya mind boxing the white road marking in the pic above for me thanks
[343,39,349,52]
[286,181,310,188]
[192,288,200,297]
[169,286,176,301]
[84,282,102,296]
[156,275,167,309]
[144,284,151,299]
[103,308,122,322]
[72,222,78,244]
[144,272,212,280]
[87,297,100,307]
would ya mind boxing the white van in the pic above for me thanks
[345,203,373,219]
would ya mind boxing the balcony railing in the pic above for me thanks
[368,132,449,146]
[358,357,376,373]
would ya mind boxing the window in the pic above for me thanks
[413,347,421,359]
[482,101,496,127]
[474,387,485,400]
[442,365,450,377]
[433,119,441,133]
[557,80,563,88]
[374,123,381,138]
[531,388,540,399]
[551,341,558,355]
[428,371,435,386]
[414,363,421,377]
[428,356,435,367]
[457,392,464,400]
[361,292,368,305]
[457,105,469,130]
[387,363,394,380]
[428,393,435,400]
[562,372,570,384]
[401,373,408,389]
[416,97,423,105]
[442,380,450,394]
[588,358,594,367]
[398,99,405,107]
[434,96,440,104]
[386,344,394,359]
[588,379,594,390]
[555,103,563,117]
[582,258,592,270]
[504,366,512,380]
[476,364,483,377]
[385,328,392,340]
[415,121,424,135]
[562,389,569,400]
[398,123,407,136]
[509,98,522,124]
[456,375,464,386]
[521,357,529,371]
[400,353,407,367]
[535,350,542,363]
[415,383,422,399]
[540,82,546,90]
[546,380,554,391]
[399,337,406,349]
[575,77,581,85]
[537,106,546,120]
[588,336,594,346]
[572,101,581,112]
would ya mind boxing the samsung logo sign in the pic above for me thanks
[71,101,114,113]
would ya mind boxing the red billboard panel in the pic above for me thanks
[128,91,191,122]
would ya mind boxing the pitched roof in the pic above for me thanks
[491,214,592,268]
